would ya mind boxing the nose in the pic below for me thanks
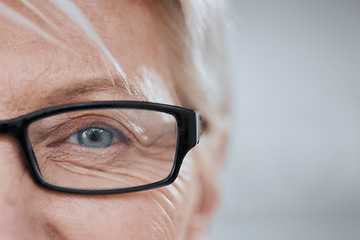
[0,135,40,239]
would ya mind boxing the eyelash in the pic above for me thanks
[44,117,132,148]
[65,123,130,147]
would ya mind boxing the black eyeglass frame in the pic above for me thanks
[0,101,200,195]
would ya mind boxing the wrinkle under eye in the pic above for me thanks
[77,127,113,148]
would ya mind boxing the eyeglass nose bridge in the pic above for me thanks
[0,122,10,134]
[0,120,22,136]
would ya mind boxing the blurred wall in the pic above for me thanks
[209,1,360,239]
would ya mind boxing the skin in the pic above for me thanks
[0,1,219,239]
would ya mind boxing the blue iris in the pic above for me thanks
[77,127,113,148]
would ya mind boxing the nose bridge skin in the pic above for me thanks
[0,135,39,239]
[0,118,40,184]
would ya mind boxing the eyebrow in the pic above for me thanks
[40,77,144,107]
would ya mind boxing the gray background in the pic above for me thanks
[208,0,360,239]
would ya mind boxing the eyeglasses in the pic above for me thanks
[0,101,200,195]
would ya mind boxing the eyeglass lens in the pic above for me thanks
[27,109,178,190]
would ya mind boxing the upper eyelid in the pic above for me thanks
[56,120,133,145]
[29,114,137,146]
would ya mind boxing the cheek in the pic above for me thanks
[34,155,199,240]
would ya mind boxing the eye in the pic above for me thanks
[71,127,115,148]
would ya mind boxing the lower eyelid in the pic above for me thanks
[39,146,130,170]
[47,141,128,156]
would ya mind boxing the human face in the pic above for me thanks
[0,1,211,239]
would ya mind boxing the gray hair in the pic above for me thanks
[0,0,229,140]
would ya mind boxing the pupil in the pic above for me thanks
[89,131,100,142]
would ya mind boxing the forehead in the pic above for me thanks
[0,0,177,117]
